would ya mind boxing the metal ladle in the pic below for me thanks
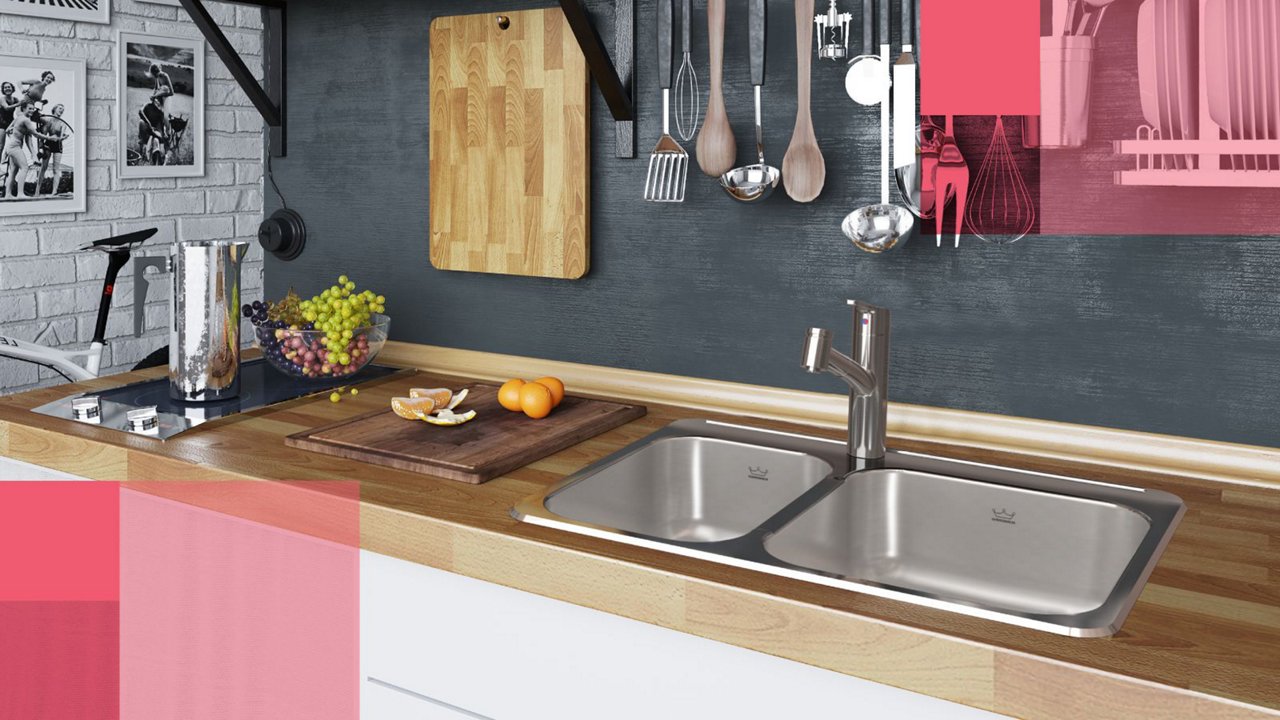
[721,88,780,202]
[720,0,779,202]
[843,0,913,252]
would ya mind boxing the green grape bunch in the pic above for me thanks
[266,287,306,326]
[297,275,388,360]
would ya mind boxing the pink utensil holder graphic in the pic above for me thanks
[1040,36,1096,148]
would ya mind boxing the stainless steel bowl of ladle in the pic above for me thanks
[720,84,779,200]
[842,203,914,253]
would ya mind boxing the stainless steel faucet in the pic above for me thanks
[801,300,889,461]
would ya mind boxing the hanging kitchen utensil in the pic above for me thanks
[784,0,827,202]
[721,0,781,202]
[1077,0,1119,36]
[815,0,854,60]
[965,116,1035,245]
[933,114,969,247]
[845,0,890,106]
[674,0,701,142]
[896,119,946,218]
[844,0,913,252]
[892,0,916,170]
[644,0,690,201]
[1062,0,1082,34]
[696,0,737,176]
[428,10,590,279]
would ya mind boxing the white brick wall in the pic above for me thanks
[0,0,266,394]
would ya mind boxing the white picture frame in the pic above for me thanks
[0,0,109,24]
[116,31,205,179]
[0,55,87,217]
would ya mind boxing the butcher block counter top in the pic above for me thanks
[1,360,1278,720]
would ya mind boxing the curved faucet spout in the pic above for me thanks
[802,328,876,396]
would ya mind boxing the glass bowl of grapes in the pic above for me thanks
[246,275,390,381]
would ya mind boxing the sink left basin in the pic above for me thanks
[541,423,843,543]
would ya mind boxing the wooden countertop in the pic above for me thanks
[1,365,1278,719]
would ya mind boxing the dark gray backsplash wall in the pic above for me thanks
[265,0,1280,447]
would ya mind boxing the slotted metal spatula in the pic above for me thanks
[644,0,688,202]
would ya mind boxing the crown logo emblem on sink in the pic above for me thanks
[748,466,769,481]
[991,508,1017,524]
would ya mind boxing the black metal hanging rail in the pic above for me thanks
[177,0,286,157]
[175,0,632,159]
[560,0,636,158]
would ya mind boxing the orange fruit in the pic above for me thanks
[391,396,436,420]
[532,376,565,407]
[518,382,554,419]
[409,387,453,407]
[498,379,526,412]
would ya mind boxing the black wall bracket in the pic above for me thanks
[560,0,635,158]
[177,0,286,157]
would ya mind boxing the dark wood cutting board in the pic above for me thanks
[284,383,645,484]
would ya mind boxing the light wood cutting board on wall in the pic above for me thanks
[428,9,590,279]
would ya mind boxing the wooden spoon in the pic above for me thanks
[783,0,825,202]
[696,0,736,176]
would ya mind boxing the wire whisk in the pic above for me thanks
[674,0,701,142]
[965,116,1036,245]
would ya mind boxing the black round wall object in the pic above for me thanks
[258,208,307,261]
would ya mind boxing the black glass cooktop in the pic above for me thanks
[97,359,398,416]
[32,359,400,440]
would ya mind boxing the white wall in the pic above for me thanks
[0,0,266,393]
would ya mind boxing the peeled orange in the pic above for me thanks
[391,396,436,420]
[518,382,554,419]
[498,379,526,412]
[409,387,454,407]
[532,376,565,407]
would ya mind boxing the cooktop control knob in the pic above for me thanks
[125,406,159,434]
[71,396,102,423]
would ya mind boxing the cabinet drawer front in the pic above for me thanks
[363,678,488,720]
[362,551,1005,720]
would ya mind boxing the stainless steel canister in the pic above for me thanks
[169,239,250,402]
[1040,35,1095,149]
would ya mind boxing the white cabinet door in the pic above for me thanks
[362,550,1006,720]
[0,455,88,480]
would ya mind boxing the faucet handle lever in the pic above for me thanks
[846,299,890,336]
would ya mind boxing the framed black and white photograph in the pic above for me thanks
[117,31,204,179]
[0,55,87,217]
[0,0,110,24]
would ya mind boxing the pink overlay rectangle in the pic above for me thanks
[0,601,119,720]
[120,482,360,720]
[0,481,119,601]
[921,0,1041,116]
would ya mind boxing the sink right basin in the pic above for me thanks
[765,468,1153,617]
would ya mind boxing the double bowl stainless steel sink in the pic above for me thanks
[513,420,1185,637]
